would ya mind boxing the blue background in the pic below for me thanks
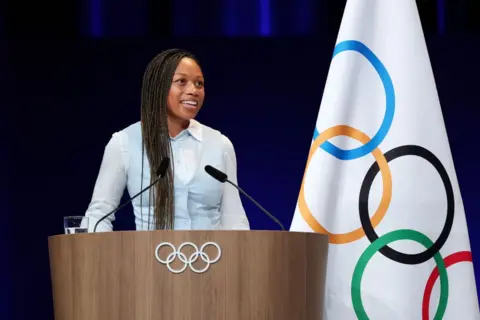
[3,0,480,318]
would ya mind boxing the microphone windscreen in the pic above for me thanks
[205,165,228,183]
[157,158,170,177]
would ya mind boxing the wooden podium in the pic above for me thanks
[48,230,329,320]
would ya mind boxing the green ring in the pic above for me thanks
[351,229,449,319]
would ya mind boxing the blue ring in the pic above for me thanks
[313,40,395,160]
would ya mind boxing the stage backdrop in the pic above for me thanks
[1,36,11,319]
[5,36,480,318]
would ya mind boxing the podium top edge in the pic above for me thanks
[48,230,325,240]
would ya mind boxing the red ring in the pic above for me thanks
[422,251,473,320]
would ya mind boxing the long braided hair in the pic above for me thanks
[140,48,199,230]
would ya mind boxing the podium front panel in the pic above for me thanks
[48,230,328,320]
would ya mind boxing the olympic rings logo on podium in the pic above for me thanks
[297,40,474,319]
[155,241,222,274]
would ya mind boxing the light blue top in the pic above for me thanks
[85,119,250,231]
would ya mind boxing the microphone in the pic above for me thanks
[92,157,170,232]
[204,165,285,231]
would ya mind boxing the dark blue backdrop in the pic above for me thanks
[4,35,480,319]
[1,35,11,319]
[77,0,452,37]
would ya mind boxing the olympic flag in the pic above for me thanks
[289,1,479,319]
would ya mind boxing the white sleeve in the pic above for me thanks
[85,132,129,232]
[219,135,250,230]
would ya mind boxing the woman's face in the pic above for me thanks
[167,57,205,122]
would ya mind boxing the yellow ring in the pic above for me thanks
[298,125,392,244]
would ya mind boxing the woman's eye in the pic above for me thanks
[195,81,204,88]
[175,79,186,84]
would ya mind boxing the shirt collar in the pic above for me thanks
[140,120,203,142]
[169,119,203,142]
[186,119,203,142]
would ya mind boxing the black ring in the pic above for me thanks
[359,145,454,265]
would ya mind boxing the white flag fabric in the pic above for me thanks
[289,1,479,319]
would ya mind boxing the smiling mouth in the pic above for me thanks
[181,100,198,109]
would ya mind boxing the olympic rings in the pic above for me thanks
[155,241,222,274]
[298,125,392,244]
[422,251,473,320]
[313,40,395,160]
[359,145,454,264]
[351,229,449,320]
[298,40,472,317]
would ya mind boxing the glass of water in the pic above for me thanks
[64,216,89,234]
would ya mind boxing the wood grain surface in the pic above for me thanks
[48,230,328,320]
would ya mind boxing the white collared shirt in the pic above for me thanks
[85,119,250,231]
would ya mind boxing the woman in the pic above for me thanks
[85,48,250,232]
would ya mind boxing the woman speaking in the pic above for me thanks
[85,49,250,232]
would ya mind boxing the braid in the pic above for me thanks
[140,48,199,230]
